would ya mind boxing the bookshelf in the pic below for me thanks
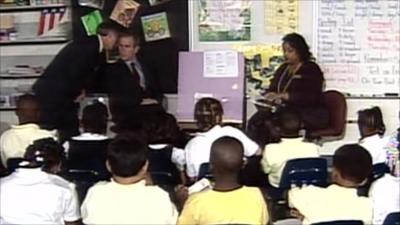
[0,0,71,110]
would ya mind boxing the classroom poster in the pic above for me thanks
[264,0,298,34]
[203,51,239,78]
[110,0,140,28]
[141,12,171,42]
[198,0,251,41]
[81,10,103,36]
[233,44,284,98]
[315,0,400,94]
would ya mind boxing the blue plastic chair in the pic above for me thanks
[383,212,400,225]
[267,157,328,202]
[371,163,390,180]
[311,220,363,225]
[279,157,328,189]
[150,171,175,185]
[358,163,390,196]
[198,162,213,180]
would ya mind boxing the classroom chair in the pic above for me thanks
[357,162,390,196]
[311,220,363,225]
[150,171,175,185]
[371,163,390,180]
[279,157,328,189]
[66,139,110,180]
[198,162,213,181]
[6,157,25,172]
[267,158,328,206]
[63,169,101,204]
[308,90,347,141]
[383,212,400,225]
[148,148,181,185]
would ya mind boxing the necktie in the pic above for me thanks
[130,62,140,84]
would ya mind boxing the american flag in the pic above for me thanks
[37,8,67,36]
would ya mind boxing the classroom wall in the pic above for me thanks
[185,0,400,154]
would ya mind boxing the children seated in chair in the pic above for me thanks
[184,97,260,182]
[0,138,81,225]
[81,134,177,224]
[0,94,56,167]
[288,144,373,225]
[64,102,110,179]
[357,106,387,164]
[177,136,269,225]
[261,106,320,188]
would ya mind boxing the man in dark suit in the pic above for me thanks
[32,22,120,142]
[103,31,163,131]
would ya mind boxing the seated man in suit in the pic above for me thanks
[103,31,164,131]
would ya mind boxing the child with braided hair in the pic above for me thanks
[184,97,260,182]
[0,138,81,225]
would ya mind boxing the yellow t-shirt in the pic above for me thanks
[178,186,268,225]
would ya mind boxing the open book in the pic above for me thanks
[249,98,280,112]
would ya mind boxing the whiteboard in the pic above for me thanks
[314,0,400,95]
[188,0,400,95]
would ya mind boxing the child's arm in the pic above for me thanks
[174,184,189,210]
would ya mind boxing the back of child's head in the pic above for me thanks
[274,106,302,137]
[357,106,385,136]
[210,136,244,175]
[81,102,109,134]
[333,144,372,185]
[194,97,223,131]
[23,138,65,173]
[143,112,179,144]
[16,94,41,123]
[107,133,147,177]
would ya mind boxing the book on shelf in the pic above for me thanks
[7,65,44,75]
[0,0,66,7]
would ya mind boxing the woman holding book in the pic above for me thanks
[249,33,328,137]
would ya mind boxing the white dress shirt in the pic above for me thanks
[0,168,80,224]
[184,125,259,178]
[359,134,388,164]
[369,174,400,224]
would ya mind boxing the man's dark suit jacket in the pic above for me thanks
[33,36,103,102]
[32,36,104,139]
[102,59,162,101]
[102,59,163,128]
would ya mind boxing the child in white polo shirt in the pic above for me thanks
[184,97,260,182]
[0,138,81,225]
[357,106,387,164]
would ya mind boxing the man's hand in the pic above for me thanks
[74,89,86,103]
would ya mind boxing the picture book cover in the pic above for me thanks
[110,0,140,28]
[141,12,170,42]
